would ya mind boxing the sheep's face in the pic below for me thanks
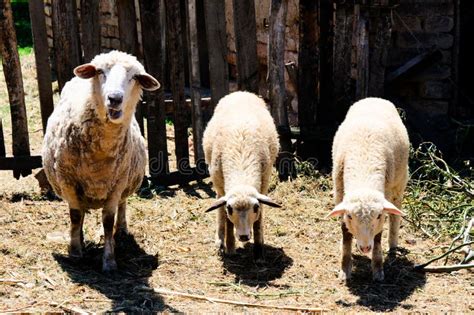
[327,190,404,255]
[74,51,160,124]
[205,186,281,242]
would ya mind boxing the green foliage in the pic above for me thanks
[11,1,33,49]
[404,142,474,240]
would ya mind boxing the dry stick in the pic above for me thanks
[0,300,40,312]
[414,240,474,271]
[421,263,474,273]
[148,287,325,312]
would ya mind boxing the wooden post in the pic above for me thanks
[139,0,169,177]
[51,0,82,91]
[117,0,144,135]
[368,0,392,97]
[297,0,319,159]
[268,0,293,180]
[203,0,229,109]
[28,0,54,133]
[0,120,5,158]
[165,0,191,174]
[185,0,205,166]
[80,0,101,63]
[232,0,259,93]
[333,0,355,121]
[352,3,369,100]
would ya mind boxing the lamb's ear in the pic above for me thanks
[74,63,97,79]
[326,203,346,218]
[205,197,227,212]
[256,194,282,208]
[383,200,405,216]
[135,73,161,91]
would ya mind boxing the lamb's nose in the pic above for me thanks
[360,245,372,253]
[107,93,123,107]
[239,235,250,242]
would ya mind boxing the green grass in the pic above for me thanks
[18,46,33,56]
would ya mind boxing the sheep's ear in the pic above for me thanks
[205,197,227,212]
[326,203,346,218]
[256,194,282,208]
[74,63,97,79]
[383,200,405,216]
[135,73,161,91]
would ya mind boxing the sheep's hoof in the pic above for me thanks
[339,270,352,282]
[372,270,385,282]
[224,247,236,256]
[114,227,129,237]
[68,246,83,259]
[102,259,118,273]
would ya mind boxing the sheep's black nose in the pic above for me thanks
[107,92,123,107]
[239,235,250,242]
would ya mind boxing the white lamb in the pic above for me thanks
[328,97,409,281]
[203,91,281,260]
[42,51,160,272]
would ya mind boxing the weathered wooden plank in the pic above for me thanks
[80,0,101,62]
[297,0,319,160]
[150,167,208,187]
[0,120,5,158]
[333,0,355,120]
[117,0,144,135]
[385,49,442,83]
[268,0,293,180]
[0,156,42,170]
[0,0,32,178]
[368,0,392,97]
[203,0,229,109]
[165,0,191,173]
[51,0,82,91]
[29,0,54,133]
[139,0,169,177]
[232,0,259,93]
[352,4,369,100]
[185,0,205,165]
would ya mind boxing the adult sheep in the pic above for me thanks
[328,97,409,281]
[42,51,160,272]
[203,91,282,260]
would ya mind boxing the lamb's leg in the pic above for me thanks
[388,184,405,250]
[215,189,226,252]
[372,232,384,281]
[253,210,264,261]
[69,208,85,258]
[340,221,353,280]
[102,206,118,272]
[115,201,128,235]
[225,217,236,255]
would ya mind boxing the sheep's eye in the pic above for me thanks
[347,214,352,220]
[96,69,104,75]
[226,205,233,215]
[253,204,259,213]
[377,214,382,220]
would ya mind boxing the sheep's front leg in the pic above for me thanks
[388,214,401,250]
[372,232,384,281]
[115,201,128,235]
[253,212,264,261]
[225,217,236,255]
[69,208,85,258]
[102,207,118,272]
[215,206,226,252]
[340,222,353,281]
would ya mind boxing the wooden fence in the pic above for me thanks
[0,0,399,186]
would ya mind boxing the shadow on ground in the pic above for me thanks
[222,243,293,286]
[53,232,179,312]
[336,248,426,311]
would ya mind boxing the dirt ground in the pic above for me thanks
[1,54,472,313]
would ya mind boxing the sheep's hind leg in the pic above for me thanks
[372,232,384,282]
[253,212,264,262]
[69,208,85,258]
[340,222,353,281]
[102,206,118,272]
[115,201,128,235]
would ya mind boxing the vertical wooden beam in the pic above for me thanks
[352,3,369,100]
[298,0,319,159]
[333,0,355,121]
[139,0,169,177]
[203,0,229,109]
[165,0,191,173]
[268,0,293,180]
[185,0,205,166]
[232,0,259,93]
[0,0,31,178]
[80,0,101,62]
[29,0,54,133]
[51,0,82,91]
[368,0,392,97]
[0,120,6,158]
